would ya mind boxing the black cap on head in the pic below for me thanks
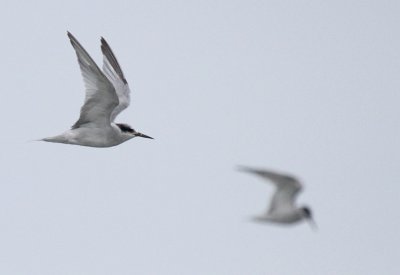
[301,207,312,219]
[116,123,135,133]
[301,206,317,230]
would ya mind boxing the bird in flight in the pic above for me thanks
[42,32,153,147]
[237,166,316,229]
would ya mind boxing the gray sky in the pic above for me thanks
[1,0,399,274]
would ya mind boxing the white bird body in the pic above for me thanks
[42,32,152,148]
[43,124,131,148]
[238,166,315,228]
[253,209,303,224]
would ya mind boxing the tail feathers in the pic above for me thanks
[41,135,69,143]
[27,138,45,142]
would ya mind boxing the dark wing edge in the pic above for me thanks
[236,165,301,188]
[100,37,127,84]
[67,31,118,129]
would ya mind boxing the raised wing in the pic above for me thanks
[100,37,131,122]
[237,166,303,214]
[67,32,119,129]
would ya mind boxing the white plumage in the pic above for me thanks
[43,32,152,147]
[238,166,316,228]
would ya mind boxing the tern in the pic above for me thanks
[237,166,316,229]
[42,32,153,147]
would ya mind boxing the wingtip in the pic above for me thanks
[100,36,109,48]
[67,31,77,45]
[100,38,106,51]
[100,37,128,85]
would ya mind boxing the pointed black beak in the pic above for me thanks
[137,132,154,139]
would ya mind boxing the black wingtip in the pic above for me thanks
[67,31,73,39]
[100,37,128,85]
[67,31,77,46]
[100,36,109,49]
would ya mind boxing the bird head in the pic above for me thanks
[116,123,153,140]
[300,206,317,230]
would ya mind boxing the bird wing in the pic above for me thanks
[67,32,119,129]
[100,37,131,122]
[237,166,303,214]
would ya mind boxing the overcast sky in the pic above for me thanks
[0,0,399,274]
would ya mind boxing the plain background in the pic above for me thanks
[0,1,399,274]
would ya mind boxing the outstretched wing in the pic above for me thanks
[100,37,131,122]
[68,32,119,129]
[237,166,303,214]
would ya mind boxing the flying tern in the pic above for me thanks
[42,32,153,147]
[237,166,316,229]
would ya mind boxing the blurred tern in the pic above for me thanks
[42,32,153,147]
[237,166,316,229]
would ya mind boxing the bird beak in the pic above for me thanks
[306,218,318,231]
[137,132,154,139]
